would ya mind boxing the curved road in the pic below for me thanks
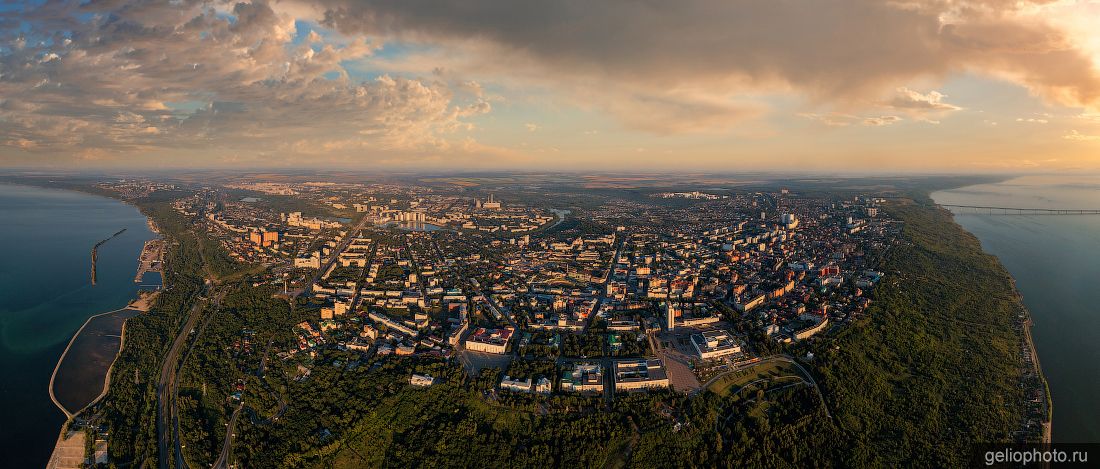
[212,403,243,469]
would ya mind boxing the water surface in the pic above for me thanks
[0,183,154,467]
[933,175,1100,443]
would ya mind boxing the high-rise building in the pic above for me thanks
[781,213,799,229]
[665,302,679,331]
[483,193,502,210]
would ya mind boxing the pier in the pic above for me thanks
[90,228,126,285]
[134,238,165,284]
[940,204,1100,215]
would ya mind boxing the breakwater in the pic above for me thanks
[90,228,126,285]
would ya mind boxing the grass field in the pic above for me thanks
[707,359,807,397]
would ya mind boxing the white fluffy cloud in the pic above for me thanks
[0,0,492,163]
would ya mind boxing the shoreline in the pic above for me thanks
[933,197,1053,444]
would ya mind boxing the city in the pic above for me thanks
[3,0,1098,467]
[19,172,1046,468]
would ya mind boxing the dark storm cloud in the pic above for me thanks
[317,0,1100,107]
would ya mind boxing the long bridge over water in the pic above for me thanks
[940,204,1100,215]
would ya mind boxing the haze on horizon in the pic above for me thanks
[1,0,1100,172]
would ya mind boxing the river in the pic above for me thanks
[932,175,1100,443]
[0,183,155,467]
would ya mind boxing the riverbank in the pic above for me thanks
[928,176,1100,442]
[45,254,161,467]
[808,192,1047,466]
[925,193,1053,444]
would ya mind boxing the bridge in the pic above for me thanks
[940,204,1100,215]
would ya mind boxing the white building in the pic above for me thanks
[534,377,552,394]
[464,327,513,354]
[691,330,742,360]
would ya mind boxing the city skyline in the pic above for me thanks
[2,0,1100,171]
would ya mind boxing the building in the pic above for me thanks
[500,376,533,393]
[294,251,321,269]
[464,327,513,354]
[666,302,719,328]
[368,311,418,337]
[691,330,742,360]
[534,377,552,394]
[481,194,502,210]
[794,311,830,340]
[666,302,676,331]
[614,359,670,391]
[320,300,350,320]
[395,210,427,222]
[734,293,766,312]
[447,320,468,347]
[781,213,799,229]
[560,362,604,393]
[248,230,279,247]
[361,324,378,340]
[410,374,435,387]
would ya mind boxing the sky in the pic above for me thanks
[1,0,1099,172]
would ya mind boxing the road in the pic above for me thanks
[582,233,627,331]
[157,288,207,469]
[212,403,243,469]
[157,286,227,469]
[479,289,519,330]
[294,214,372,298]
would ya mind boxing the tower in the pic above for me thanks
[666,302,676,331]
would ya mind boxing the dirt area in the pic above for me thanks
[45,429,85,469]
[127,290,160,312]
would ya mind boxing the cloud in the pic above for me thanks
[317,0,1100,118]
[1064,130,1100,141]
[798,112,859,127]
[887,88,962,112]
[799,112,902,127]
[862,116,903,127]
[3,0,1100,166]
[1017,118,1049,124]
[0,0,495,164]
[525,123,539,132]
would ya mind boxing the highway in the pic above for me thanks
[157,288,207,469]
[157,285,227,469]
